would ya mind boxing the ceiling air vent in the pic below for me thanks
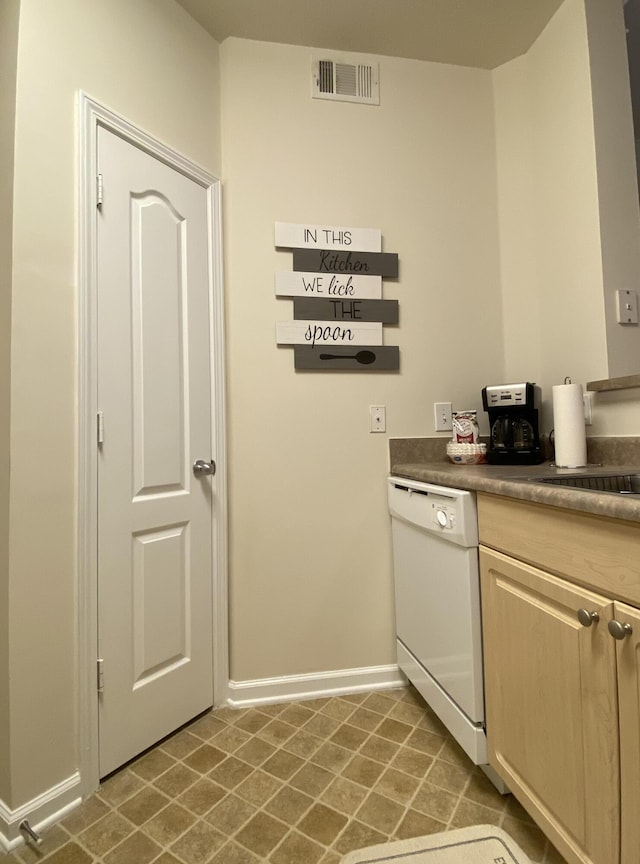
[312,55,379,105]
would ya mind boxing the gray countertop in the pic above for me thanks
[390,452,640,524]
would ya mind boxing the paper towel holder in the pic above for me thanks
[551,375,575,449]
[552,378,588,468]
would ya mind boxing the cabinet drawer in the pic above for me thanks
[477,492,640,606]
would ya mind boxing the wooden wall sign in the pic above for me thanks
[294,345,400,370]
[293,298,398,324]
[275,221,399,372]
[293,249,398,278]
[275,271,382,299]
[276,320,382,347]
[275,222,381,252]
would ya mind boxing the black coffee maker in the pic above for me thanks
[482,383,543,465]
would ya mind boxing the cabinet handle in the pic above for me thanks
[577,608,599,627]
[608,619,633,640]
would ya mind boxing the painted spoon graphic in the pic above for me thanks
[319,350,376,365]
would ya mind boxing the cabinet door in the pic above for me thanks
[480,547,619,864]
[611,601,640,864]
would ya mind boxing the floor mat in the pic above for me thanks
[341,824,532,863]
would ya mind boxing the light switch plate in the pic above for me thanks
[434,402,453,432]
[616,289,639,325]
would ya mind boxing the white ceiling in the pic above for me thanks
[178,0,562,69]
[174,0,565,70]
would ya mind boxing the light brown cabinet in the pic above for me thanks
[612,600,640,864]
[478,493,640,864]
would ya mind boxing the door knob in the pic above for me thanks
[608,619,633,640]
[193,459,216,477]
[577,609,599,627]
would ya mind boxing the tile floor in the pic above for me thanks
[1,687,568,864]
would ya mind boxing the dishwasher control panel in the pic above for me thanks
[431,500,456,530]
[388,477,478,548]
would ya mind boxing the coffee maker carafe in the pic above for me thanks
[482,383,543,465]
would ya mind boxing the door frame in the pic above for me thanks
[77,93,228,796]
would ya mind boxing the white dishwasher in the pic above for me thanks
[388,476,501,787]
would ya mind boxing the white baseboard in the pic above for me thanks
[0,772,82,852]
[228,663,407,708]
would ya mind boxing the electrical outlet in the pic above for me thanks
[616,289,639,325]
[434,402,453,432]
[583,390,593,426]
[369,405,386,433]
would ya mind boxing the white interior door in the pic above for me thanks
[96,126,215,777]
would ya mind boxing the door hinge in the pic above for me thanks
[96,174,104,209]
[97,411,104,446]
[97,658,104,693]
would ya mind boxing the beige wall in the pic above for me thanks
[493,0,607,430]
[493,0,640,433]
[0,0,20,810]
[6,0,220,810]
[492,54,542,388]
[584,0,640,379]
[220,38,505,681]
[589,387,640,434]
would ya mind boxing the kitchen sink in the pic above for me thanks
[531,473,640,497]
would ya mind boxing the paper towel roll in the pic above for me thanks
[552,383,587,468]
